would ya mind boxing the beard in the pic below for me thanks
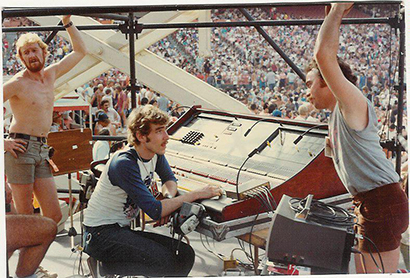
[24,53,45,72]
[26,59,44,72]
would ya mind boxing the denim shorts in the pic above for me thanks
[353,182,409,252]
[5,139,52,184]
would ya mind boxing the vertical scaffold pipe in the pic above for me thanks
[128,12,137,110]
[395,8,405,175]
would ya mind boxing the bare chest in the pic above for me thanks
[16,78,55,109]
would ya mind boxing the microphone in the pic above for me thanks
[293,124,328,145]
[248,128,281,158]
[244,118,283,137]
[236,128,281,200]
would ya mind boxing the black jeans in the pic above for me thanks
[83,224,195,276]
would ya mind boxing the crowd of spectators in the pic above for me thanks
[2,6,406,140]
[147,6,405,135]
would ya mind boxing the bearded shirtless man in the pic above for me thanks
[3,15,87,225]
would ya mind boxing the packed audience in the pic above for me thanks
[2,6,406,140]
[147,6,405,135]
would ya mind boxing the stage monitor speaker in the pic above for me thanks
[266,194,355,274]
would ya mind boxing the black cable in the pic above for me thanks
[218,111,240,122]
[237,238,254,262]
[293,124,328,145]
[249,191,272,212]
[258,190,274,212]
[244,118,283,137]
[354,222,384,273]
[363,235,385,273]
[235,156,251,200]
[171,105,241,124]
[236,193,267,269]
[361,251,368,274]
[236,260,255,270]
[352,248,368,274]
[248,189,275,215]
[262,186,278,209]
[248,213,260,270]
[288,197,356,227]
[289,197,353,222]
[366,244,382,273]
[246,190,279,273]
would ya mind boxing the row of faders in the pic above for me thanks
[181,131,205,145]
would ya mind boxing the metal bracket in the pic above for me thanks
[387,15,400,29]
[135,23,144,34]
[118,22,128,35]
[118,21,142,39]
[196,212,273,241]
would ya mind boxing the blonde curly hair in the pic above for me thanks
[16,33,49,61]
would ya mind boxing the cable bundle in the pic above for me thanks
[288,196,356,227]
[247,187,277,212]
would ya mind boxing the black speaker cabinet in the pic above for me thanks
[266,195,355,274]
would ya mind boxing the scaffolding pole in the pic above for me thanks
[3,24,120,32]
[395,7,405,174]
[2,17,394,33]
[2,2,401,18]
[240,8,305,82]
[128,12,138,110]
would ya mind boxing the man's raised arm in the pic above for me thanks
[51,15,88,78]
[314,3,368,130]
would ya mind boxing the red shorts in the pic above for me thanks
[353,182,409,252]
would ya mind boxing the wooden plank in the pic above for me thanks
[237,228,269,250]
[47,129,93,176]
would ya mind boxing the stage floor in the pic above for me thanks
[8,175,409,277]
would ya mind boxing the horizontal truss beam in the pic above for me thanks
[2,17,393,33]
[3,24,119,32]
[2,2,401,18]
[141,17,393,28]
[80,13,129,22]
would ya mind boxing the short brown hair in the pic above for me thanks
[305,57,357,86]
[127,105,169,146]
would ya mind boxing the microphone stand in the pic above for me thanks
[293,123,328,145]
[236,128,281,200]
[244,118,283,137]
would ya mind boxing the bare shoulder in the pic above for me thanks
[5,71,25,85]
[44,63,58,79]
[3,71,25,97]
